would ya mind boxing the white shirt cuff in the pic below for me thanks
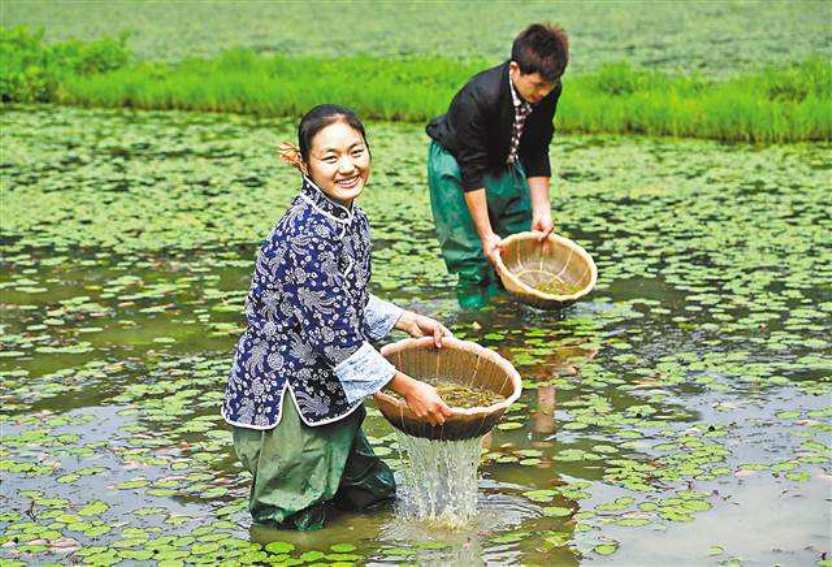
[334,342,397,404]
[364,294,404,340]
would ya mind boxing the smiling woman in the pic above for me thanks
[223,104,455,530]
[289,105,372,205]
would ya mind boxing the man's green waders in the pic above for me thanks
[232,394,396,531]
[427,141,532,305]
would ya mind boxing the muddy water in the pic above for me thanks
[1,106,830,565]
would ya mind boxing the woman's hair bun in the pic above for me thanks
[278,141,305,173]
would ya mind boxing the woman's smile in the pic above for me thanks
[336,175,361,189]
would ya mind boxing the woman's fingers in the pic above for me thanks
[414,403,438,425]
[411,403,453,426]
[430,401,453,425]
[418,403,450,426]
[433,324,443,348]
[405,380,455,426]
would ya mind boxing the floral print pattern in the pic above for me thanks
[222,177,402,429]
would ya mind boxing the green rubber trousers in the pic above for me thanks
[427,141,532,305]
[232,395,396,531]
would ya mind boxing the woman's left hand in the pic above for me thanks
[397,311,452,348]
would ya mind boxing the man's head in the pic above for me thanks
[509,23,569,104]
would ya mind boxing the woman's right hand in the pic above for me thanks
[404,380,454,426]
[388,373,453,426]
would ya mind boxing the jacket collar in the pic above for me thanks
[299,176,353,223]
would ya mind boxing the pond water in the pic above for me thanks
[1,106,830,566]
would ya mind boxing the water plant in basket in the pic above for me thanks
[494,231,597,309]
[373,336,522,441]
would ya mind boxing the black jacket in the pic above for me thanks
[426,61,561,192]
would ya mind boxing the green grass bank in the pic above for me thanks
[3,27,830,143]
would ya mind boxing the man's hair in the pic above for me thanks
[511,23,569,82]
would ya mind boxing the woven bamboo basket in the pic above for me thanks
[373,336,522,441]
[494,231,597,309]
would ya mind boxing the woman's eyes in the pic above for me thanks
[321,149,364,162]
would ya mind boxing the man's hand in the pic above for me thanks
[481,232,503,268]
[462,189,503,267]
[528,176,555,242]
[396,311,452,348]
[532,208,556,242]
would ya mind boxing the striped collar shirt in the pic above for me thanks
[507,75,533,164]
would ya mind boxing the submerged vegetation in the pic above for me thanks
[2,26,830,143]
[389,379,506,408]
[1,107,830,564]
[430,380,505,408]
[534,278,584,297]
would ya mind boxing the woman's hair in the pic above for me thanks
[511,23,569,82]
[280,104,370,173]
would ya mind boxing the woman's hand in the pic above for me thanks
[388,373,453,426]
[396,311,452,348]
[405,380,453,426]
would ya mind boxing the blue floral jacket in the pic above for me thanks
[222,177,403,429]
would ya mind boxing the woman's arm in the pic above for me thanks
[363,294,404,341]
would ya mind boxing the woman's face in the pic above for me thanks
[305,120,370,206]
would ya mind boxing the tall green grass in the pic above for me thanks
[3,27,830,143]
[559,59,831,142]
[1,26,129,102]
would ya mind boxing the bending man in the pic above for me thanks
[426,23,569,308]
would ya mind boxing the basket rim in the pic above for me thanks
[494,231,598,302]
[374,336,522,416]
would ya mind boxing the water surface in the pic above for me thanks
[1,106,830,565]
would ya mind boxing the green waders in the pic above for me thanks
[232,395,396,531]
[427,141,532,308]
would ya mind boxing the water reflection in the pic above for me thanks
[532,385,557,437]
